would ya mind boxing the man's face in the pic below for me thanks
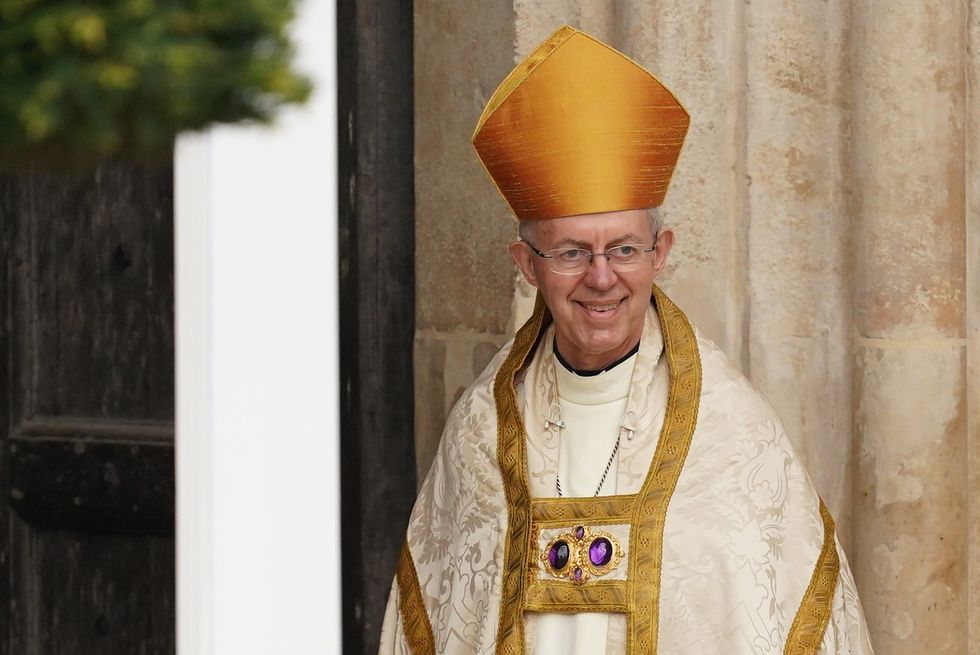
[509,209,674,370]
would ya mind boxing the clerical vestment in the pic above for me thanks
[379,287,874,654]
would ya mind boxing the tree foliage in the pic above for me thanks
[0,0,311,166]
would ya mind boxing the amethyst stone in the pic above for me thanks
[589,537,613,566]
[548,540,570,570]
[573,567,583,582]
[574,526,585,540]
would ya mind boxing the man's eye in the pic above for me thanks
[557,249,587,262]
[615,245,637,256]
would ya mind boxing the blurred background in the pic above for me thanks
[1,0,978,654]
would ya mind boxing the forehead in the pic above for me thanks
[534,208,652,245]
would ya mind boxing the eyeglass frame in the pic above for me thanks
[521,235,658,276]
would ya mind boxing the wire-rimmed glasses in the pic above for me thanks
[522,239,656,276]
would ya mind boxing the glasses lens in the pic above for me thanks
[546,245,649,274]
[551,248,589,274]
[607,245,642,267]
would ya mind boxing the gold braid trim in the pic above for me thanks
[784,499,840,655]
[626,285,702,653]
[494,294,548,655]
[396,541,436,655]
[531,494,636,526]
[525,580,629,613]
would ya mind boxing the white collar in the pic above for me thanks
[553,350,637,405]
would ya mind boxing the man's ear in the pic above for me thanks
[652,228,674,276]
[509,240,540,288]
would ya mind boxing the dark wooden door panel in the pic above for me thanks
[11,528,174,655]
[10,435,174,535]
[9,165,174,423]
[1,161,175,654]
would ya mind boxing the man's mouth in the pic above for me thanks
[575,299,625,314]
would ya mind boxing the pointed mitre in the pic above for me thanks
[472,25,689,220]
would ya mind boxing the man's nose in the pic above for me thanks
[582,254,618,289]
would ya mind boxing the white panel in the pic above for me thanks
[176,0,340,652]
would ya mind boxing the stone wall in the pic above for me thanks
[414,1,979,651]
[968,9,980,655]
[413,0,515,478]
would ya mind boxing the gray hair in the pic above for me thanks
[517,206,663,242]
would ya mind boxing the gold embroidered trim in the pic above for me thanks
[626,285,702,654]
[531,495,636,526]
[494,293,548,654]
[784,499,840,655]
[493,285,701,654]
[525,579,629,613]
[396,541,436,655]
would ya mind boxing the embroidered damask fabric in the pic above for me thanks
[378,287,874,655]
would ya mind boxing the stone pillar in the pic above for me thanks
[742,0,853,540]
[413,0,516,480]
[851,1,968,652]
[967,2,980,651]
[616,0,747,361]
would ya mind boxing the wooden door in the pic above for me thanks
[338,0,417,652]
[0,162,175,654]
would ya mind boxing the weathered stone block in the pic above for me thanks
[854,343,966,652]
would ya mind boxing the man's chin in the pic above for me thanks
[569,332,632,360]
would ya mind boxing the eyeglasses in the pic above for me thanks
[522,239,656,275]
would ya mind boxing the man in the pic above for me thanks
[380,25,873,654]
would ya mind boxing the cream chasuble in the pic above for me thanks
[379,287,874,655]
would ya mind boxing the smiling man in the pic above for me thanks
[379,26,873,655]
[510,209,672,372]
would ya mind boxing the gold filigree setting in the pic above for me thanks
[540,525,624,584]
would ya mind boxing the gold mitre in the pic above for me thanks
[472,25,689,220]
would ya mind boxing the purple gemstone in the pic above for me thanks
[589,537,613,566]
[574,526,585,540]
[573,567,583,582]
[548,540,570,570]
